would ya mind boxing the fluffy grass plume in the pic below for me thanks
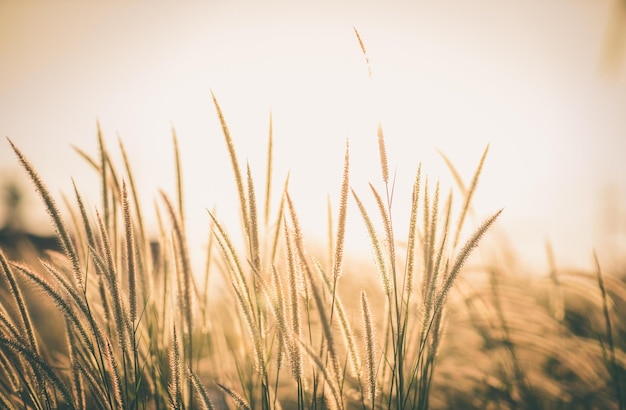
[361,289,377,408]
[6,137,83,290]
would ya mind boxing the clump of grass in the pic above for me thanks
[1,102,625,409]
[0,31,623,410]
[594,252,624,410]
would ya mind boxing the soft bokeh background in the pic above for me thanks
[1,0,625,272]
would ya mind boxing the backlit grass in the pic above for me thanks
[0,33,624,410]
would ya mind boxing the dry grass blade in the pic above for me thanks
[377,122,389,184]
[421,229,448,339]
[95,211,129,350]
[97,122,110,237]
[453,145,489,249]
[441,190,453,246]
[327,195,334,269]
[332,140,350,281]
[0,391,14,410]
[12,262,96,359]
[0,335,75,408]
[246,162,261,270]
[0,311,23,345]
[284,193,305,259]
[302,255,342,389]
[428,182,441,279]
[6,137,83,291]
[0,348,20,393]
[207,210,254,314]
[118,137,153,314]
[593,252,623,409]
[334,294,362,379]
[264,110,273,227]
[38,259,90,322]
[118,137,147,246]
[368,183,394,272]
[75,360,109,410]
[201,209,217,318]
[404,165,421,298]
[72,180,97,253]
[285,192,342,396]
[270,174,290,264]
[436,148,467,195]
[122,181,137,323]
[319,265,361,378]
[296,339,344,410]
[361,290,376,409]
[61,191,87,266]
[210,90,250,241]
[423,182,441,317]
[267,264,288,349]
[216,382,252,410]
[172,127,186,230]
[353,26,373,78]
[435,209,502,314]
[422,178,431,297]
[0,251,38,354]
[545,241,565,322]
[348,294,367,372]
[188,366,216,410]
[65,319,85,410]
[103,336,124,409]
[283,219,303,380]
[0,252,49,409]
[96,125,124,253]
[161,191,193,338]
[235,280,266,379]
[71,145,99,171]
[169,325,182,410]
[352,189,390,295]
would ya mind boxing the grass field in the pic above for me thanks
[0,85,624,410]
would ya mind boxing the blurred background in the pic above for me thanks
[1,0,625,272]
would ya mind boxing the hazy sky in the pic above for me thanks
[1,1,625,271]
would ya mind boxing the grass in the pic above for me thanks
[1,37,625,410]
[1,105,625,410]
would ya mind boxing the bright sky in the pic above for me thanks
[1,1,625,272]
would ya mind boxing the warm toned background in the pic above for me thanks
[1,1,625,272]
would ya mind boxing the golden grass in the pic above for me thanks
[0,75,624,410]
